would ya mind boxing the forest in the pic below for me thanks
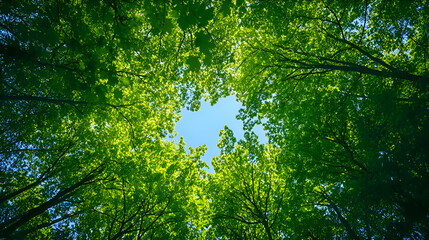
[1,0,428,239]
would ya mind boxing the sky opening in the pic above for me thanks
[173,96,267,173]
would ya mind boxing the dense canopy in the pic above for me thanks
[1,0,428,239]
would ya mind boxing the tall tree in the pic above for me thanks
[1,0,212,238]
[221,0,429,238]
[208,128,293,239]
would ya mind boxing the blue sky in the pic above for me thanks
[173,96,267,173]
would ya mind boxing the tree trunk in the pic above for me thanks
[0,166,103,238]
[327,197,360,240]
[0,94,88,106]
[0,180,42,205]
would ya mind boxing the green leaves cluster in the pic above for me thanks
[1,0,428,239]
[220,0,429,238]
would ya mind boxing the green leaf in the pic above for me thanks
[195,31,214,56]
[187,56,201,72]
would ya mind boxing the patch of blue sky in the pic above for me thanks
[172,96,267,173]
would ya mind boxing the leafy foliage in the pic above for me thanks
[223,0,429,239]
[1,0,428,239]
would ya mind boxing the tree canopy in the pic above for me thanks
[1,0,428,239]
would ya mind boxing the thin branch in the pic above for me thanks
[322,0,346,40]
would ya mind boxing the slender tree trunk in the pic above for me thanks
[0,180,42,205]
[0,166,102,238]
[261,218,273,240]
[302,63,429,83]
[0,142,72,204]
[327,198,360,240]
[11,211,80,239]
[257,210,273,240]
[0,94,137,108]
[0,94,88,106]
